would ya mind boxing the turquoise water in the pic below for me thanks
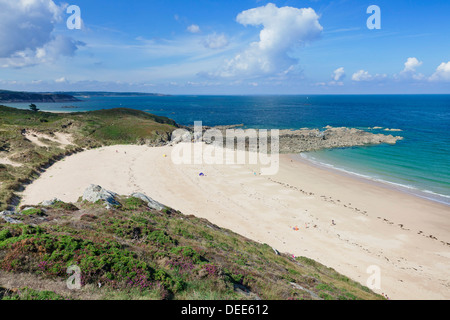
[6,94,450,204]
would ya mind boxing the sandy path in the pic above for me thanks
[19,144,450,300]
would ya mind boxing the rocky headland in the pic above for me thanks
[175,124,403,153]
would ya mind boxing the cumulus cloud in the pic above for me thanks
[352,70,371,81]
[332,67,345,81]
[0,0,83,68]
[397,57,424,80]
[187,24,201,33]
[202,33,229,49]
[211,3,323,78]
[315,67,345,87]
[403,57,422,72]
[352,70,386,82]
[429,61,450,81]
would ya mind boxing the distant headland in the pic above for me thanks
[0,90,169,103]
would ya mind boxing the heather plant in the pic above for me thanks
[166,257,195,275]
[202,264,219,277]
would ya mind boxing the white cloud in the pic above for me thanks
[396,57,424,80]
[211,3,323,78]
[55,77,67,83]
[352,70,386,82]
[403,57,422,73]
[187,24,201,33]
[1,35,85,68]
[429,61,450,81]
[0,0,83,68]
[332,67,345,81]
[203,33,229,49]
[0,0,61,57]
[352,70,371,81]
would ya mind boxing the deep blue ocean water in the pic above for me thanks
[7,94,450,204]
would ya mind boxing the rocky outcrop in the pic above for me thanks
[82,184,121,209]
[131,192,166,211]
[277,126,403,153]
[81,186,166,211]
[0,210,21,224]
[40,198,61,206]
[174,125,404,154]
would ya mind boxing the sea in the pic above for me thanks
[6,94,450,205]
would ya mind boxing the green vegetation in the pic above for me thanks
[0,105,178,210]
[0,197,383,300]
[21,208,45,216]
[1,287,69,300]
[29,104,39,112]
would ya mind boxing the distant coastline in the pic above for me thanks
[66,91,170,98]
[0,90,80,103]
[0,89,169,103]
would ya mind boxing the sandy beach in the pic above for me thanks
[19,143,450,300]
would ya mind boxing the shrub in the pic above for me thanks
[52,201,79,211]
[21,208,45,216]
[170,246,201,264]
[173,227,194,239]
[123,197,146,211]
[148,230,177,246]
[0,228,12,242]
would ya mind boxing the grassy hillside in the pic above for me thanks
[0,195,381,300]
[0,105,178,210]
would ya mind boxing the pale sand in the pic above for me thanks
[22,130,73,147]
[19,144,450,300]
[0,157,22,167]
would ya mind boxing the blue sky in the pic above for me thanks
[0,0,449,94]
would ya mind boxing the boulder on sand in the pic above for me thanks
[131,192,166,211]
[82,184,121,209]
